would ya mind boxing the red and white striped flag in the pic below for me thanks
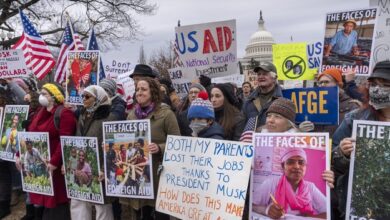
[54,21,85,83]
[239,116,258,143]
[12,10,55,80]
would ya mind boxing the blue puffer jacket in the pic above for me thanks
[198,122,225,140]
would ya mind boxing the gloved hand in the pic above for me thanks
[299,121,315,132]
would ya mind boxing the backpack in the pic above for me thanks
[54,105,64,130]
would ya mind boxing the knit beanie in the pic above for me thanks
[42,83,65,104]
[199,75,211,88]
[213,83,240,108]
[189,83,206,92]
[266,97,296,122]
[99,78,117,97]
[187,91,214,120]
[318,68,343,87]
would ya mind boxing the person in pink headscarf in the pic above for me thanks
[252,147,328,219]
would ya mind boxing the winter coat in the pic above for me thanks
[241,84,283,128]
[122,103,180,209]
[177,109,192,137]
[214,108,245,141]
[109,96,127,120]
[198,122,225,140]
[27,106,77,208]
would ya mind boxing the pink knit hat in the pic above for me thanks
[281,148,307,163]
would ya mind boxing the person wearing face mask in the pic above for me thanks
[331,60,390,220]
[187,91,224,139]
[15,83,77,220]
[99,78,126,120]
[70,85,115,220]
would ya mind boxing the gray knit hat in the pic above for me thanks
[99,79,117,97]
[189,83,206,92]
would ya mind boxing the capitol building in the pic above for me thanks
[240,11,275,87]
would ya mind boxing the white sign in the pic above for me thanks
[116,70,135,105]
[168,67,192,98]
[175,19,238,78]
[0,49,29,79]
[101,55,133,79]
[211,74,244,87]
[156,135,254,220]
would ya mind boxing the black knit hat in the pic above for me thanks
[130,64,156,78]
[213,83,240,109]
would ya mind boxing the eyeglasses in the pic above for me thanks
[81,94,92,100]
[285,159,306,166]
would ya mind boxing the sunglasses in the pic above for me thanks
[81,94,92,100]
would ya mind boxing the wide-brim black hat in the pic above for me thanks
[130,64,156,78]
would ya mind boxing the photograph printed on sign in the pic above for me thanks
[250,133,330,220]
[66,51,100,105]
[346,120,390,219]
[18,132,53,196]
[103,120,153,199]
[61,136,104,204]
[0,105,29,161]
[322,8,378,75]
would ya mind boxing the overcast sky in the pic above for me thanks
[103,0,369,66]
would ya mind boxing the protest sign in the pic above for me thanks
[18,132,53,196]
[0,105,29,161]
[250,133,330,220]
[272,42,315,80]
[307,41,323,71]
[322,8,378,76]
[244,69,258,88]
[369,0,390,73]
[101,55,133,79]
[282,87,339,125]
[156,135,254,220]
[175,19,238,78]
[211,74,244,87]
[168,67,192,98]
[61,136,104,204]
[346,120,390,219]
[116,70,135,105]
[0,49,29,79]
[66,50,100,105]
[103,120,153,199]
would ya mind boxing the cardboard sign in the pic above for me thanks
[250,133,330,220]
[0,105,29,161]
[273,43,315,80]
[103,120,154,199]
[369,0,390,73]
[156,135,254,220]
[175,19,238,78]
[168,67,192,98]
[66,51,100,105]
[322,8,378,75]
[61,136,104,204]
[347,120,390,219]
[282,87,339,125]
[19,132,54,196]
[0,49,29,79]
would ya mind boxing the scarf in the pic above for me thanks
[275,175,314,215]
[134,103,155,119]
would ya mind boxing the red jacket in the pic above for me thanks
[28,106,76,208]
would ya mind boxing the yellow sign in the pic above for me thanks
[272,43,315,80]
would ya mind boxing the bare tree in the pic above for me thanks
[148,42,173,79]
[0,0,157,49]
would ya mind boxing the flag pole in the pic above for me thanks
[66,13,79,51]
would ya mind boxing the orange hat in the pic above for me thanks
[318,68,343,87]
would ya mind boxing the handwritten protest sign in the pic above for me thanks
[369,0,390,74]
[66,51,100,105]
[282,87,339,125]
[307,41,323,71]
[322,8,378,76]
[175,19,238,78]
[168,67,192,98]
[347,120,390,219]
[250,133,330,220]
[103,120,153,199]
[211,74,244,87]
[0,49,29,79]
[156,135,253,220]
[61,136,104,204]
[101,55,133,79]
[116,71,135,105]
[273,43,315,80]
[19,132,53,196]
[0,105,29,161]
[244,69,258,88]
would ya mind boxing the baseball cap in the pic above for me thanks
[254,62,277,74]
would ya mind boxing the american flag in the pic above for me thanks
[239,116,258,143]
[172,40,184,68]
[87,28,105,80]
[54,21,85,83]
[12,10,55,80]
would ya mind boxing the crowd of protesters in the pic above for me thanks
[0,58,389,220]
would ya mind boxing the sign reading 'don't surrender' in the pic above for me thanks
[156,135,253,220]
[175,19,238,78]
[0,49,29,79]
